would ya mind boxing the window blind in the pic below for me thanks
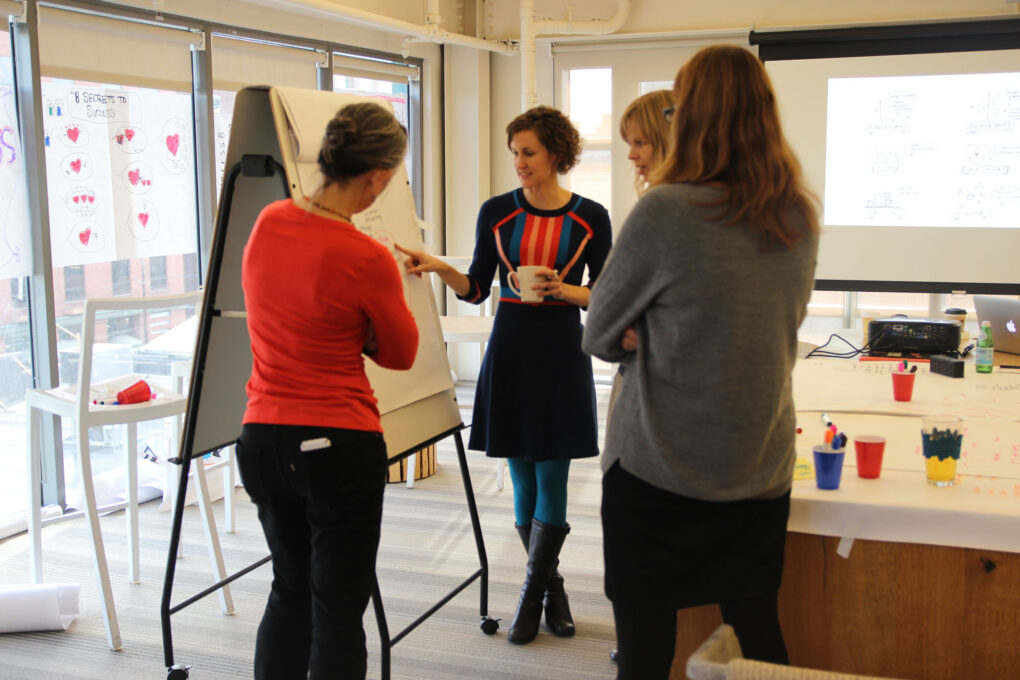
[38,7,199,91]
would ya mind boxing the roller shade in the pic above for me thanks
[211,35,320,92]
[333,54,418,83]
[38,7,199,91]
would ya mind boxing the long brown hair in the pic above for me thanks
[619,90,673,196]
[649,45,818,248]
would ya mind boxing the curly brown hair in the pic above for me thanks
[505,106,582,174]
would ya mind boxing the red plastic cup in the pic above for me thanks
[891,372,915,402]
[117,379,153,405]
[853,435,886,479]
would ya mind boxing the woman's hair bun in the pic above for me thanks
[317,102,407,185]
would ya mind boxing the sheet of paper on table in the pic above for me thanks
[793,358,1020,422]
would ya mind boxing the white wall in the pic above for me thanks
[441,45,492,377]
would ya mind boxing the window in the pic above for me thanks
[564,68,612,213]
[9,277,27,308]
[149,255,167,291]
[0,31,32,528]
[183,251,199,290]
[111,259,131,294]
[333,71,414,189]
[63,264,85,301]
[37,9,202,517]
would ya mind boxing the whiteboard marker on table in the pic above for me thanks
[300,437,331,452]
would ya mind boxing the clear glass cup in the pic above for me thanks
[921,414,963,487]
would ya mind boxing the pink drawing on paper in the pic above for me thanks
[127,201,159,241]
[120,161,154,195]
[159,118,189,174]
[67,221,104,253]
[62,153,93,180]
[60,123,89,148]
[112,125,146,153]
[64,187,97,218]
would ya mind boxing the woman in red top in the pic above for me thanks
[239,101,417,680]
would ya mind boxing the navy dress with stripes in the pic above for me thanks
[458,189,612,462]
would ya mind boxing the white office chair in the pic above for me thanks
[25,291,232,651]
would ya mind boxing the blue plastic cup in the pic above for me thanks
[813,445,846,490]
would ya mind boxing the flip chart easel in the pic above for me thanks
[159,86,496,680]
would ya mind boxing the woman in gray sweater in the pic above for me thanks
[582,45,819,679]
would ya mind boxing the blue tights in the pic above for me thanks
[506,458,570,528]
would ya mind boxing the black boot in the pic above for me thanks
[514,523,575,637]
[507,519,569,644]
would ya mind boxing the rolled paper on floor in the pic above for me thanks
[0,583,80,633]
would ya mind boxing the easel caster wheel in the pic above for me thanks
[480,617,499,635]
[167,664,191,679]
[610,649,619,663]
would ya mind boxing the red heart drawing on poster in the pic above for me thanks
[125,128,135,141]
[67,126,80,143]
[129,169,141,186]
[70,159,82,173]
[72,195,80,203]
[166,134,180,156]
[138,212,150,227]
[79,228,91,245]
[87,195,94,203]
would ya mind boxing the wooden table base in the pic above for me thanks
[668,532,1020,679]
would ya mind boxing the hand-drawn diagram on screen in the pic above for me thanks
[825,72,1020,228]
[42,79,198,266]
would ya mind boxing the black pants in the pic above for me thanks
[602,462,789,679]
[237,423,388,680]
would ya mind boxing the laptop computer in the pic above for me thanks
[973,295,1020,356]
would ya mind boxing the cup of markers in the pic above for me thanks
[813,421,848,490]
[891,360,917,402]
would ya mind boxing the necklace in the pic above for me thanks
[304,196,352,222]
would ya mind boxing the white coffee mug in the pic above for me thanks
[509,265,545,303]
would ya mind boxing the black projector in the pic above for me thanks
[867,316,961,357]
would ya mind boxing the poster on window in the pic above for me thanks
[43,80,197,267]
[0,61,32,279]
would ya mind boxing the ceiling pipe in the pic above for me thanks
[533,0,632,36]
[246,0,516,57]
[520,0,632,111]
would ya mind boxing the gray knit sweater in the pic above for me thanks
[582,183,818,501]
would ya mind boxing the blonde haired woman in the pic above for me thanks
[619,89,673,195]
[604,87,676,667]
[584,46,819,679]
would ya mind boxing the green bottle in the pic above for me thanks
[975,320,994,374]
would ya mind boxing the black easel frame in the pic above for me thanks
[159,156,496,680]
